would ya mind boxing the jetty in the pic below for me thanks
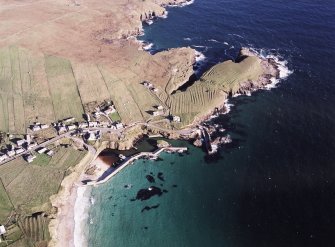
[85,147,187,186]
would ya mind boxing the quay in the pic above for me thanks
[86,146,188,186]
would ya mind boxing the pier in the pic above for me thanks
[85,146,188,186]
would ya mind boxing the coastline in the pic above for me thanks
[47,0,292,246]
[48,152,94,247]
[48,1,196,246]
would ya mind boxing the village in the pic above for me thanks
[0,95,182,167]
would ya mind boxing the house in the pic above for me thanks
[27,142,37,150]
[88,121,98,127]
[25,154,36,163]
[67,124,77,131]
[85,130,101,141]
[64,117,75,123]
[103,105,116,115]
[6,150,15,157]
[115,123,124,129]
[143,81,153,88]
[0,225,6,235]
[58,126,67,134]
[79,122,88,128]
[110,125,116,130]
[46,150,54,157]
[84,113,91,122]
[153,88,159,93]
[0,154,8,162]
[173,116,181,122]
[40,124,49,130]
[32,125,41,132]
[15,148,25,155]
[93,112,101,118]
[25,134,31,143]
[16,139,26,146]
[157,105,164,110]
[37,147,47,154]
[153,111,163,116]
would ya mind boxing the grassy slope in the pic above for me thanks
[0,179,13,223]
[0,147,87,215]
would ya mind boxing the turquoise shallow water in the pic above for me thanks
[89,145,239,246]
[87,0,335,246]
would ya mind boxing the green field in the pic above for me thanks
[109,112,122,122]
[0,146,87,246]
[0,179,13,223]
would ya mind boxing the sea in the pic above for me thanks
[84,0,335,246]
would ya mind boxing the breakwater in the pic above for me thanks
[85,147,187,186]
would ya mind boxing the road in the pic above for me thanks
[0,122,197,166]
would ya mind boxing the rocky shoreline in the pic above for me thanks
[46,0,284,246]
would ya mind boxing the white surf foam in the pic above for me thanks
[223,42,229,46]
[192,45,207,48]
[194,50,206,75]
[74,186,92,247]
[160,11,168,19]
[169,0,195,7]
[145,19,154,25]
[183,37,192,41]
[223,99,234,114]
[256,49,293,90]
[228,33,244,39]
[143,42,154,51]
[208,39,220,43]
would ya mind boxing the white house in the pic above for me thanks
[16,139,26,146]
[79,122,88,128]
[32,125,41,132]
[15,148,25,155]
[25,154,36,163]
[116,123,124,129]
[67,124,77,131]
[88,121,98,127]
[46,150,54,157]
[0,154,8,162]
[103,106,116,115]
[40,124,49,130]
[37,147,47,154]
[27,142,37,150]
[58,126,67,134]
[0,225,6,235]
[6,150,15,157]
[153,111,163,116]
[84,113,91,122]
[173,116,181,122]
[157,105,164,110]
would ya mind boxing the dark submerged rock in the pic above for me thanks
[146,175,156,183]
[135,186,163,201]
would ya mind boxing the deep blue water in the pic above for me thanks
[88,0,335,246]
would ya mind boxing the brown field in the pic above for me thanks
[0,0,268,132]
[0,0,199,132]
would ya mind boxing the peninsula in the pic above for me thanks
[0,0,280,246]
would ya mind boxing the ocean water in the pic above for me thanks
[87,0,335,246]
